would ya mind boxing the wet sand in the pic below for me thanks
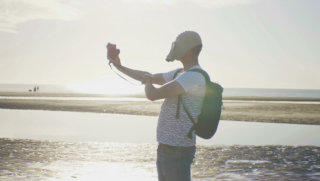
[1,138,319,180]
[1,110,320,180]
[1,96,320,125]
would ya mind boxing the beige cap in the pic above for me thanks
[166,31,202,62]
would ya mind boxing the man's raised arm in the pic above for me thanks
[107,43,166,85]
[113,64,166,85]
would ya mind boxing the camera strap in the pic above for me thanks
[108,63,142,86]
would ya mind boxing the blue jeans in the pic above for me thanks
[156,143,196,181]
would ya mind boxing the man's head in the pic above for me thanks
[166,31,202,63]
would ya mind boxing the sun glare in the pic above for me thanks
[67,77,143,95]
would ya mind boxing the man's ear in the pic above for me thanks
[182,49,193,61]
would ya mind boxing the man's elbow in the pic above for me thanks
[146,94,157,101]
[145,85,161,101]
[146,91,161,101]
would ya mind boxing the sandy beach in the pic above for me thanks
[1,92,320,125]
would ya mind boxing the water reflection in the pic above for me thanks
[2,109,320,146]
[0,138,319,180]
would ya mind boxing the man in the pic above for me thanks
[107,31,206,181]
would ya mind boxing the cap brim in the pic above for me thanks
[166,54,175,62]
[166,42,176,62]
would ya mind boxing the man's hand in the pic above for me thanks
[107,43,121,67]
[141,73,153,84]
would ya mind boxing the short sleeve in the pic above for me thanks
[175,71,206,92]
[162,69,181,83]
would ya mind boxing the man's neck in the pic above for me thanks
[182,58,199,71]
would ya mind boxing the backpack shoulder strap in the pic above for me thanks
[175,69,206,124]
[173,68,183,79]
[174,68,183,119]
[187,68,211,83]
[175,68,209,121]
[175,68,208,120]
[189,69,223,93]
[179,68,210,138]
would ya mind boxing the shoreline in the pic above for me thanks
[1,91,320,102]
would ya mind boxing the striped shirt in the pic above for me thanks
[157,65,206,147]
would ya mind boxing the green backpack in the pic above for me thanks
[174,68,223,139]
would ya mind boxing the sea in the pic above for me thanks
[1,84,320,98]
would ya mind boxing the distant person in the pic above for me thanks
[33,86,36,92]
[107,31,206,181]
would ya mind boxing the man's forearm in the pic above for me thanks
[114,64,150,82]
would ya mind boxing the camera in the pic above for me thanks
[107,43,120,60]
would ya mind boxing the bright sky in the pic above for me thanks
[0,0,319,94]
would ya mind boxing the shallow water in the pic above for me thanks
[0,138,319,180]
[1,109,320,146]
